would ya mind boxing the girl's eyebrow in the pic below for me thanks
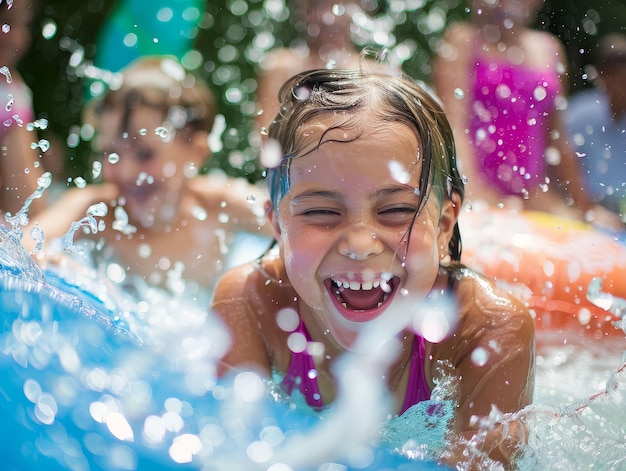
[290,185,417,204]
[370,186,418,199]
[291,190,345,204]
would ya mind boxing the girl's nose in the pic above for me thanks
[337,224,384,260]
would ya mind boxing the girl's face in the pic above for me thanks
[98,104,207,228]
[270,115,458,350]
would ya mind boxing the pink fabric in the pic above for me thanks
[1,79,34,136]
[281,320,431,413]
[280,320,324,409]
[470,55,561,196]
[400,334,430,415]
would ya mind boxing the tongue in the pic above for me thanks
[340,286,386,311]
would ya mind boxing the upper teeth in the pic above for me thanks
[333,279,382,291]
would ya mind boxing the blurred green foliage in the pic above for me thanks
[17,0,626,186]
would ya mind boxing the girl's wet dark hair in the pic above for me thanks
[265,68,465,262]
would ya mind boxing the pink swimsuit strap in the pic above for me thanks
[280,320,431,413]
[401,333,431,414]
[280,320,324,409]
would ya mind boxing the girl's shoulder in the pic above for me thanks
[521,29,565,64]
[212,254,293,305]
[430,267,534,364]
[453,267,533,329]
[440,21,477,48]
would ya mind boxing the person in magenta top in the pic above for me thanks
[211,68,535,468]
[432,0,622,230]
[470,53,561,197]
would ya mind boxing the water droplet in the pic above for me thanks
[26,118,48,131]
[23,379,42,403]
[260,138,283,168]
[106,412,134,441]
[138,243,152,259]
[155,126,169,140]
[38,139,50,152]
[388,160,410,184]
[108,153,120,164]
[287,331,307,353]
[29,225,45,254]
[183,162,198,178]
[73,177,87,188]
[87,202,108,217]
[112,206,137,235]
[136,172,154,186]
[106,262,126,283]
[453,88,464,100]
[139,128,148,136]
[533,85,548,102]
[191,206,207,221]
[37,172,52,189]
[169,434,202,464]
[233,371,266,402]
[276,307,299,332]
[294,85,312,101]
[92,161,102,179]
[5,93,14,111]
[35,394,58,425]
[471,346,489,367]
[0,65,12,83]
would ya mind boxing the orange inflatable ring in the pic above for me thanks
[460,207,626,339]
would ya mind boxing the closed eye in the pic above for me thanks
[295,207,343,227]
[378,205,418,225]
[301,208,341,216]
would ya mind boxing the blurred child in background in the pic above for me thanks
[26,56,269,301]
[432,0,622,231]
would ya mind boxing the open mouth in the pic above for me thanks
[324,276,400,322]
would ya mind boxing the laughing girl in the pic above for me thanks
[211,68,535,469]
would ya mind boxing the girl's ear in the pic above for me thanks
[190,131,211,167]
[267,202,282,239]
[437,192,461,258]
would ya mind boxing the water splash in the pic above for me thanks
[30,138,51,152]
[4,171,52,242]
[26,118,49,131]
[4,93,14,112]
[60,202,108,253]
[0,65,12,83]
[587,277,626,320]
[112,205,137,235]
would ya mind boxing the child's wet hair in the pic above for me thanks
[88,56,216,138]
[265,68,464,262]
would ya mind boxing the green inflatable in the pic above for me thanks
[94,0,205,73]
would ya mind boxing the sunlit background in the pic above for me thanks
[18,0,626,186]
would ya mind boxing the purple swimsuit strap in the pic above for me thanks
[401,334,431,415]
[280,320,431,413]
[280,321,324,409]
